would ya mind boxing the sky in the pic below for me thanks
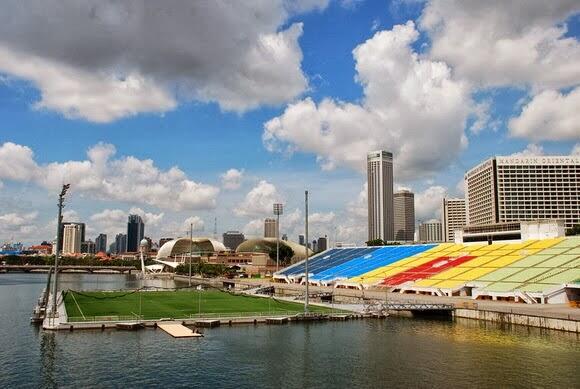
[0,0,579,246]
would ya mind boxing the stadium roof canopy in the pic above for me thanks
[236,238,312,261]
[156,237,226,260]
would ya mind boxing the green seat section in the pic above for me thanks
[538,248,569,255]
[483,282,521,292]
[519,283,553,293]
[552,237,580,248]
[566,247,580,255]
[562,257,580,268]
[537,255,578,268]
[539,269,580,284]
[478,267,521,282]
[502,268,550,283]
[508,255,551,268]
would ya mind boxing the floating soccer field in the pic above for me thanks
[64,289,331,321]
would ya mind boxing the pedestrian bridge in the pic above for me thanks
[0,265,137,274]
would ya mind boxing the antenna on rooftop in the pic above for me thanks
[213,217,217,240]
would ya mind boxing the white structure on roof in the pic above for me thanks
[155,237,226,269]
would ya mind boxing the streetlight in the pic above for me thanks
[273,203,284,273]
[51,183,70,321]
[189,223,193,287]
[304,191,309,314]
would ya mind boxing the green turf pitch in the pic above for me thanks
[64,289,333,321]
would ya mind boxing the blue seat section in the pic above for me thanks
[279,248,381,277]
[311,245,435,282]
[277,248,341,276]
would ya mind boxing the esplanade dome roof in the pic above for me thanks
[156,237,226,259]
[236,238,312,261]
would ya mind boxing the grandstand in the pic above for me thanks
[273,237,580,304]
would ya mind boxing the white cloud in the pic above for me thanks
[0,45,176,123]
[415,185,447,222]
[0,1,323,121]
[509,144,545,158]
[572,143,580,156]
[242,219,264,237]
[0,142,219,211]
[234,180,282,217]
[128,207,164,227]
[509,87,580,141]
[220,169,244,190]
[182,216,205,233]
[0,211,39,238]
[420,0,580,90]
[264,21,471,179]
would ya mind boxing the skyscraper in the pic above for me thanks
[418,220,443,242]
[95,233,107,253]
[264,218,277,238]
[367,150,394,241]
[222,231,245,250]
[317,236,328,252]
[298,234,305,246]
[115,233,127,254]
[465,156,580,229]
[393,189,415,241]
[442,198,467,242]
[126,214,144,252]
[58,222,85,251]
[62,223,82,254]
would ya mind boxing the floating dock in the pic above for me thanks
[158,323,203,338]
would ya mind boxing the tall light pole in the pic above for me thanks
[52,183,70,318]
[273,203,283,273]
[304,191,309,314]
[189,223,193,287]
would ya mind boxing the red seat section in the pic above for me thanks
[380,255,476,286]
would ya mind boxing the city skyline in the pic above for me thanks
[0,1,579,245]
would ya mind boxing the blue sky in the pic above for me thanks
[0,0,579,245]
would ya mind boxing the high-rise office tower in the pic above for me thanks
[126,215,145,252]
[418,220,443,242]
[442,198,467,242]
[81,240,96,254]
[95,233,107,253]
[62,223,82,254]
[58,222,85,251]
[367,150,394,241]
[115,233,127,254]
[298,234,305,246]
[465,156,580,229]
[317,236,328,252]
[264,218,277,238]
[393,189,415,241]
[222,231,245,250]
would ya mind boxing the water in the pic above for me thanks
[1,274,578,388]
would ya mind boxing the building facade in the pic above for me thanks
[58,222,85,252]
[62,223,82,254]
[367,150,394,241]
[465,156,580,230]
[298,234,305,246]
[95,234,107,253]
[264,218,277,238]
[81,240,96,254]
[317,236,328,252]
[222,231,245,250]
[442,198,467,242]
[127,215,145,252]
[418,220,443,242]
[393,189,415,241]
[115,233,127,254]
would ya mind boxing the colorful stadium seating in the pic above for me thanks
[273,237,580,304]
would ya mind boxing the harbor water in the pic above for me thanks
[0,273,578,388]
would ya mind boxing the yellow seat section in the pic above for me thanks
[451,267,495,281]
[423,266,471,281]
[527,238,564,250]
[413,278,442,287]
[457,255,499,268]
[431,280,465,289]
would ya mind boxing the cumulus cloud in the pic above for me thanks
[572,144,580,156]
[264,21,471,179]
[415,186,447,222]
[234,180,282,217]
[0,211,39,238]
[220,169,244,190]
[509,144,545,158]
[420,0,580,90]
[508,88,580,141]
[0,1,325,121]
[0,142,219,211]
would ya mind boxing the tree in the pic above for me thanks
[269,244,294,266]
[365,239,386,246]
[566,225,580,236]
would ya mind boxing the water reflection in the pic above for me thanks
[40,332,57,389]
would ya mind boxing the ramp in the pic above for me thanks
[158,323,203,338]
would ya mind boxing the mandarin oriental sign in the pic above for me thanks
[496,156,580,165]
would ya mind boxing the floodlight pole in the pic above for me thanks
[189,223,193,287]
[304,190,309,314]
[51,184,70,319]
[273,203,283,273]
